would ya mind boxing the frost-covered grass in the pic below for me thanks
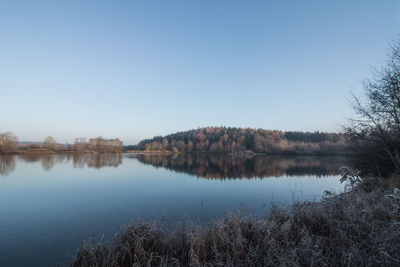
[70,178,400,267]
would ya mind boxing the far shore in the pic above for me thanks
[0,149,347,156]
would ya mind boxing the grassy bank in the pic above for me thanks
[70,178,400,266]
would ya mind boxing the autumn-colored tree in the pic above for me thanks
[136,127,346,154]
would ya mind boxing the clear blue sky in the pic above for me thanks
[1,0,399,145]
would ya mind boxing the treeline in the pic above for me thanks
[0,132,123,154]
[130,127,347,154]
[72,137,123,153]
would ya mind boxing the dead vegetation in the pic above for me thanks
[70,177,400,267]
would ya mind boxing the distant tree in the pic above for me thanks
[43,136,57,150]
[89,138,97,151]
[87,137,123,153]
[187,140,193,152]
[345,40,400,177]
[74,138,87,151]
[162,139,169,150]
[108,138,123,152]
[0,132,18,153]
[95,137,106,151]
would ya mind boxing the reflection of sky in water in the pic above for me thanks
[0,154,344,267]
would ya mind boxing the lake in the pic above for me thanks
[0,153,345,266]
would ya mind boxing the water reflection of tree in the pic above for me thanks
[16,153,123,172]
[19,154,67,171]
[0,155,16,175]
[133,154,344,179]
[42,155,66,170]
[74,154,123,169]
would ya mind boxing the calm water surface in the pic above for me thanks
[0,153,345,266]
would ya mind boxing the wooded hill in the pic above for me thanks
[129,127,347,154]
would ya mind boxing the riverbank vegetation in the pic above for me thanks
[0,134,123,154]
[70,178,400,266]
[130,128,347,155]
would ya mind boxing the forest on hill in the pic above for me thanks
[129,127,347,155]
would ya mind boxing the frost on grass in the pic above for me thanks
[70,182,400,267]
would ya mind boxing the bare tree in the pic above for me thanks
[0,132,18,153]
[345,39,400,177]
[95,137,106,151]
[108,138,123,152]
[87,137,123,152]
[74,138,87,151]
[43,136,57,150]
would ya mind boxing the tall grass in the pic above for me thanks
[70,179,400,267]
